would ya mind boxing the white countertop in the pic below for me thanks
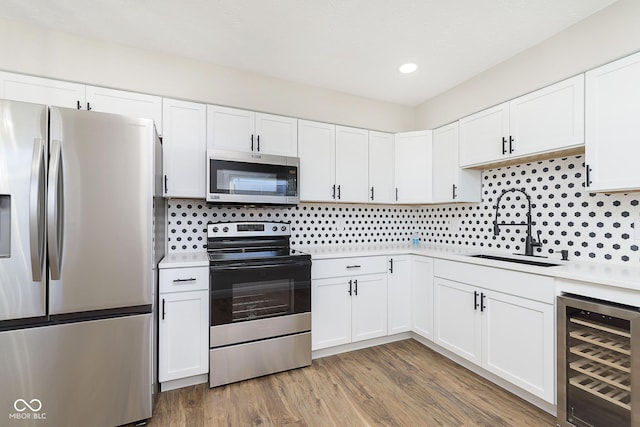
[158,244,640,292]
[159,251,209,269]
[297,243,640,292]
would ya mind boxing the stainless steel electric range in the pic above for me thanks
[207,221,311,387]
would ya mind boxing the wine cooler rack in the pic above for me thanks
[558,295,640,427]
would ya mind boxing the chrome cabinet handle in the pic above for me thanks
[47,139,64,280]
[29,138,46,282]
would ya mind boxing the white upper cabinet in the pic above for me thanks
[298,120,336,202]
[255,112,298,156]
[394,130,432,204]
[335,126,369,203]
[460,75,584,168]
[459,103,509,167]
[432,122,481,203]
[85,85,163,133]
[509,75,584,156]
[585,52,640,193]
[298,122,369,203]
[368,131,395,203]
[0,71,85,109]
[207,105,297,156]
[206,105,254,152]
[162,98,207,198]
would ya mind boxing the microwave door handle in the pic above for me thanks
[47,139,64,280]
[29,138,46,282]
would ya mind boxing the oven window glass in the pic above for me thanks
[210,159,297,196]
[210,259,310,326]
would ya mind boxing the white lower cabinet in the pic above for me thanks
[433,260,555,403]
[410,256,434,340]
[312,273,387,350]
[311,256,388,351]
[387,256,411,334]
[158,267,209,385]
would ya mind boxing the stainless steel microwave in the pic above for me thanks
[206,150,300,205]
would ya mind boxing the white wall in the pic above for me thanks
[415,0,640,129]
[0,17,414,133]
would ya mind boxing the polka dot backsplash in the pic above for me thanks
[167,155,640,264]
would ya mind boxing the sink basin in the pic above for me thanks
[467,254,562,267]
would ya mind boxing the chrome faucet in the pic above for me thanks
[492,188,542,256]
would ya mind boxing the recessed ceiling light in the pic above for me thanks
[399,63,418,74]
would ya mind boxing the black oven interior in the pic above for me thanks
[210,258,311,326]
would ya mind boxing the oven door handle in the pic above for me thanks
[210,260,311,271]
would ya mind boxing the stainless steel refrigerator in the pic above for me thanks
[0,99,165,426]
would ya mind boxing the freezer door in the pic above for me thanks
[48,107,155,314]
[0,100,47,322]
[0,314,152,426]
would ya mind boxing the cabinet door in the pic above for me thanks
[162,99,207,198]
[433,122,481,203]
[255,112,297,156]
[351,273,388,342]
[459,103,509,167]
[586,52,640,192]
[312,277,351,350]
[159,290,209,382]
[411,256,434,340]
[0,71,85,109]
[394,131,433,203]
[368,131,395,203]
[335,126,369,203]
[482,291,554,403]
[433,278,481,365]
[298,120,336,202]
[206,105,255,153]
[509,74,584,158]
[432,123,460,203]
[387,256,411,334]
[85,86,162,133]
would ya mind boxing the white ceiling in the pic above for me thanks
[0,0,618,106]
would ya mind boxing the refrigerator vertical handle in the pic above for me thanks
[47,139,64,280]
[29,138,46,282]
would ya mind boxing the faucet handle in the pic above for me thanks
[533,229,543,247]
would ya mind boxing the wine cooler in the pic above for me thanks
[558,295,640,427]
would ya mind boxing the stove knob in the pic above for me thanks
[212,226,218,233]
[281,226,286,231]
[222,226,229,232]
[272,226,278,232]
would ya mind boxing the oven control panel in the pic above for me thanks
[207,221,290,238]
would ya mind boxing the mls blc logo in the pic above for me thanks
[9,399,46,421]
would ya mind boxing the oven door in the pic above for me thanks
[206,150,299,204]
[210,257,311,327]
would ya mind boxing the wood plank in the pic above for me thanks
[144,339,555,426]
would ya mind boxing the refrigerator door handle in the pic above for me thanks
[29,138,46,282]
[47,139,64,280]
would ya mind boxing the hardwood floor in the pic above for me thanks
[147,339,555,426]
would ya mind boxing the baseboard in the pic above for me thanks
[312,332,412,359]
[160,374,208,392]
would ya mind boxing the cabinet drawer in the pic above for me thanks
[312,256,387,279]
[160,267,209,293]
[434,259,554,304]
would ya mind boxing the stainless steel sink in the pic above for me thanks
[467,254,562,267]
